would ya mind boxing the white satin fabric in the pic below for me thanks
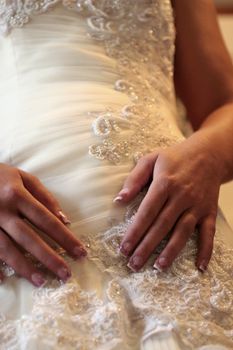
[0,1,129,327]
[0,4,232,350]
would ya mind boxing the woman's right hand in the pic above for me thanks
[0,163,87,287]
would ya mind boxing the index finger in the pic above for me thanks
[18,190,87,259]
[120,180,168,256]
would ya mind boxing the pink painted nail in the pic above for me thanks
[157,256,168,268]
[113,195,123,203]
[31,273,47,287]
[120,241,132,256]
[198,262,207,272]
[127,262,137,272]
[119,188,130,196]
[58,211,71,225]
[153,262,163,272]
[58,267,71,281]
[127,255,143,272]
[153,256,168,271]
[73,246,87,259]
[113,188,129,203]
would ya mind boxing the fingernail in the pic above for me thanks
[119,188,129,196]
[153,257,168,271]
[157,256,168,268]
[58,267,71,281]
[127,255,143,272]
[118,247,127,257]
[113,195,123,203]
[113,188,129,203]
[153,262,162,272]
[198,262,207,272]
[73,246,87,259]
[31,273,47,287]
[58,211,71,225]
[120,241,132,256]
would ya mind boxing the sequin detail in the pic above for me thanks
[0,2,232,349]
[88,106,179,164]
[82,0,179,163]
[0,0,181,164]
[0,193,233,349]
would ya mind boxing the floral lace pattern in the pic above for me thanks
[1,1,233,349]
[0,0,180,164]
[0,193,233,350]
[79,0,178,163]
[88,106,180,164]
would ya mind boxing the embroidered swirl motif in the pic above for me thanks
[80,0,180,163]
[0,193,233,350]
[0,0,181,164]
[0,1,233,349]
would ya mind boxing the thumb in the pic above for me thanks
[113,152,159,204]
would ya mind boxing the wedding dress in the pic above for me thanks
[0,1,232,349]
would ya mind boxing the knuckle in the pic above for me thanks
[13,226,29,246]
[47,255,65,274]
[184,213,197,228]
[162,216,170,228]
[180,185,196,202]
[138,205,153,221]
[159,214,171,228]
[180,222,193,236]
[41,252,59,270]
[209,209,218,221]
[126,177,141,192]
[7,220,33,249]
[160,210,175,227]
[3,184,22,203]
[207,223,216,236]
[186,190,196,202]
[157,175,173,194]
[9,218,24,233]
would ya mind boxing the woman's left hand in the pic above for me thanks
[116,132,223,272]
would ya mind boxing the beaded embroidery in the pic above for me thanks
[0,0,180,164]
[1,1,233,349]
[81,0,179,163]
[0,193,233,349]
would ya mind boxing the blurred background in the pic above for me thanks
[215,0,233,8]
[215,0,233,228]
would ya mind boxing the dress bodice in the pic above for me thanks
[1,0,180,166]
[0,2,233,350]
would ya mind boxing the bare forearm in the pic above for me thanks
[173,0,233,129]
[190,102,233,183]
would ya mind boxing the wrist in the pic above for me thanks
[187,129,228,183]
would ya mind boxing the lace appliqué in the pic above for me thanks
[0,0,180,164]
[88,106,180,164]
[0,0,60,35]
[1,193,233,350]
[81,0,178,163]
[1,2,231,349]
